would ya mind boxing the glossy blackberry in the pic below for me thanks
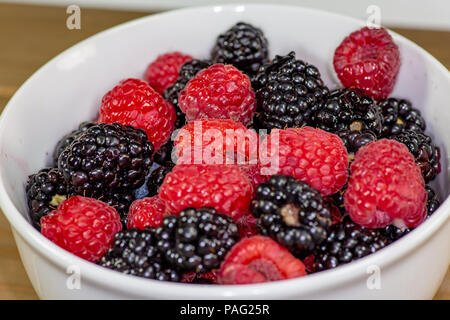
[98,189,135,226]
[251,175,332,254]
[312,88,382,140]
[314,216,391,271]
[164,59,212,128]
[58,123,154,195]
[25,168,72,229]
[211,22,268,76]
[379,98,426,136]
[381,185,441,241]
[336,129,377,154]
[153,140,175,166]
[390,130,441,182]
[147,165,174,197]
[252,52,329,130]
[155,207,239,274]
[53,121,96,165]
[98,228,180,281]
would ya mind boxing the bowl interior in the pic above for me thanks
[0,4,448,291]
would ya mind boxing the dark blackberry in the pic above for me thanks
[381,185,441,241]
[312,88,382,142]
[251,174,332,254]
[211,22,268,76]
[378,98,426,136]
[98,228,180,281]
[98,189,135,226]
[390,130,441,182]
[314,216,391,271]
[164,59,212,128]
[58,123,153,196]
[252,52,329,130]
[147,165,174,197]
[335,129,377,155]
[53,121,96,165]
[153,139,175,166]
[155,207,239,274]
[25,168,72,229]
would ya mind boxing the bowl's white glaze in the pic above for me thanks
[0,4,449,299]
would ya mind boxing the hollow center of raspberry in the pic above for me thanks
[248,258,284,281]
[352,44,379,62]
[280,203,301,227]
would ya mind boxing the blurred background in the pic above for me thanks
[0,0,448,299]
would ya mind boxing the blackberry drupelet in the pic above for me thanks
[314,216,391,271]
[53,121,96,165]
[211,22,268,76]
[155,207,240,274]
[251,174,332,254]
[381,185,441,241]
[164,59,212,129]
[312,88,382,151]
[153,139,175,166]
[147,165,174,197]
[98,189,135,226]
[390,130,441,182]
[378,98,426,136]
[252,52,329,130]
[26,168,72,229]
[98,228,180,281]
[335,129,377,155]
[58,123,154,196]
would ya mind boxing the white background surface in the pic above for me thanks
[2,0,450,30]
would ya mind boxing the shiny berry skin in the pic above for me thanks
[98,78,176,151]
[260,126,349,196]
[333,27,400,100]
[127,196,166,229]
[218,236,306,284]
[211,22,269,76]
[174,118,259,164]
[178,64,256,125]
[41,196,122,262]
[144,52,193,95]
[159,164,253,221]
[344,139,426,229]
[57,123,153,196]
[147,165,174,197]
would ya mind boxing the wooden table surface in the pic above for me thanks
[0,3,449,300]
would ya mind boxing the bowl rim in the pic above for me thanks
[0,3,449,298]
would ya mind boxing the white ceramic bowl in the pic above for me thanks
[0,4,449,299]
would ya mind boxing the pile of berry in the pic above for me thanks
[26,22,442,285]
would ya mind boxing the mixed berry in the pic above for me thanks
[26,22,442,285]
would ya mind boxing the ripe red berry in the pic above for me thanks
[144,52,193,95]
[260,126,349,196]
[218,236,306,284]
[41,196,122,262]
[127,196,166,229]
[178,64,256,125]
[333,27,400,100]
[235,214,260,239]
[158,164,253,221]
[344,139,427,229]
[98,78,176,151]
[174,118,259,164]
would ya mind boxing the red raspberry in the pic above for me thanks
[178,64,256,125]
[333,27,400,100]
[98,78,176,151]
[144,52,193,95]
[174,118,259,164]
[344,139,426,229]
[127,196,166,229]
[41,196,122,262]
[181,270,218,284]
[237,163,268,194]
[235,214,260,238]
[158,164,253,221]
[260,127,349,196]
[218,236,306,284]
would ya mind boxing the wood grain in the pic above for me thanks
[0,3,448,300]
